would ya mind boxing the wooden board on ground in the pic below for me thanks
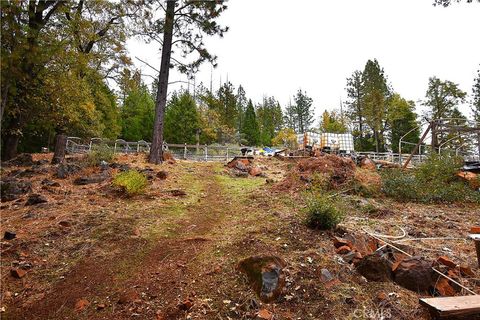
[419,295,480,319]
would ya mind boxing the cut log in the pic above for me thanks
[419,295,480,319]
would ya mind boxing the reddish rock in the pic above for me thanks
[393,256,436,292]
[10,268,26,279]
[335,245,351,254]
[163,152,175,162]
[238,255,286,303]
[75,299,90,312]
[355,253,392,282]
[376,292,388,302]
[471,226,480,234]
[257,309,273,320]
[96,303,106,310]
[459,265,475,277]
[249,166,262,177]
[435,278,455,296]
[332,236,352,249]
[118,290,140,304]
[437,256,456,269]
[178,298,194,311]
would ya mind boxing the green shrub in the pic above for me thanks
[85,145,114,167]
[113,170,148,196]
[305,196,345,230]
[381,154,480,203]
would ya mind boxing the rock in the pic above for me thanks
[10,268,27,279]
[2,153,34,167]
[96,303,106,310]
[170,189,187,197]
[75,299,90,312]
[0,179,32,202]
[471,226,480,233]
[25,194,48,206]
[58,221,71,228]
[56,163,82,179]
[265,178,275,184]
[74,172,108,185]
[118,289,140,304]
[459,265,475,277]
[332,236,352,249]
[235,161,248,172]
[437,256,456,269]
[139,168,156,180]
[177,298,194,311]
[238,255,286,303]
[41,179,60,187]
[359,157,376,170]
[320,268,334,282]
[335,245,351,254]
[435,277,455,296]
[355,253,392,282]
[393,256,436,292]
[376,291,388,302]
[110,163,131,172]
[157,171,168,180]
[4,231,16,240]
[343,251,363,264]
[257,309,273,320]
[249,166,262,177]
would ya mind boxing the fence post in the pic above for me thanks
[184,143,187,160]
[114,142,117,154]
[204,144,208,161]
[137,142,140,153]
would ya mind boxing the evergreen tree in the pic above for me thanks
[293,89,314,133]
[164,92,200,144]
[424,77,466,148]
[242,100,260,145]
[283,100,298,132]
[236,85,247,133]
[121,85,155,141]
[257,96,283,145]
[217,82,238,130]
[345,70,370,150]
[362,59,391,152]
[387,94,420,153]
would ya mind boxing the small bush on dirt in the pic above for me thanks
[113,170,148,196]
[305,195,345,230]
[382,154,480,203]
[85,145,114,167]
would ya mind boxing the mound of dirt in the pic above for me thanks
[276,154,356,190]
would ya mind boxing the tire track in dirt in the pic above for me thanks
[9,163,235,320]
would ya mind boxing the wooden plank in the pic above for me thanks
[419,295,480,318]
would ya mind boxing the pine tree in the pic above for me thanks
[283,100,298,132]
[236,85,247,133]
[257,97,283,145]
[472,68,480,122]
[362,59,391,152]
[293,90,314,133]
[242,100,260,146]
[164,92,200,144]
[121,85,155,141]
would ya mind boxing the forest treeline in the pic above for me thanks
[1,1,479,161]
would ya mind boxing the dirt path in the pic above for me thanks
[8,163,242,319]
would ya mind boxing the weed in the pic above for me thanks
[84,144,114,167]
[113,170,148,196]
[305,195,345,230]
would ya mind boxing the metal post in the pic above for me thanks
[204,144,208,161]
[184,143,187,160]
[137,142,140,153]
[114,142,117,154]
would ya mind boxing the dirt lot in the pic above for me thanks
[1,154,479,319]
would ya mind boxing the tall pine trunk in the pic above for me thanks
[51,131,67,164]
[149,0,175,164]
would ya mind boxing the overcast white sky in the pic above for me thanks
[127,0,480,120]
